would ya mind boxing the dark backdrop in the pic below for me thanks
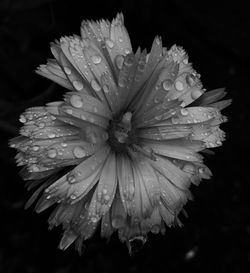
[1,0,249,272]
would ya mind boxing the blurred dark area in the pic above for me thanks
[0,0,249,272]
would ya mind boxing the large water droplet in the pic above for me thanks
[64,67,71,75]
[115,55,124,70]
[175,80,184,91]
[19,115,26,123]
[73,80,83,91]
[38,122,45,129]
[67,175,76,184]
[162,79,173,91]
[180,108,189,116]
[32,145,40,151]
[70,95,83,108]
[48,133,56,138]
[91,55,102,64]
[47,149,57,158]
[91,79,101,92]
[105,39,114,48]
[73,146,86,158]
[103,85,109,94]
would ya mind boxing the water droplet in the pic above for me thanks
[19,115,26,123]
[118,37,123,42]
[48,133,56,138]
[38,122,45,129]
[154,97,159,103]
[198,168,204,174]
[91,79,101,92]
[81,114,86,120]
[46,195,51,200]
[115,55,124,70]
[61,142,67,147]
[155,115,162,121]
[48,149,57,158]
[162,79,173,91]
[73,80,83,91]
[31,164,39,172]
[91,216,99,223]
[103,85,109,93]
[129,185,135,196]
[183,163,195,173]
[175,80,184,91]
[171,117,179,124]
[125,48,130,55]
[91,55,102,64]
[66,109,73,115]
[191,89,202,100]
[105,39,114,48]
[186,74,196,86]
[70,95,83,108]
[32,145,40,151]
[104,195,110,203]
[181,109,188,116]
[73,146,86,158]
[70,194,77,200]
[67,175,76,183]
[64,67,71,75]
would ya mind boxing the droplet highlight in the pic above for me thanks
[70,95,83,108]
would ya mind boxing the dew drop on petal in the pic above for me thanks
[64,67,71,75]
[91,79,101,92]
[183,163,195,173]
[162,79,173,91]
[73,81,83,91]
[70,95,83,108]
[68,175,76,183]
[70,194,77,200]
[180,108,189,116]
[105,39,114,48]
[38,122,45,129]
[91,216,99,223]
[175,80,184,91]
[103,85,109,94]
[81,114,86,121]
[191,89,202,100]
[91,55,102,64]
[73,146,86,158]
[32,145,40,151]
[115,55,124,70]
[198,167,204,174]
[47,149,57,158]
[171,117,179,124]
[186,74,196,87]
[19,115,26,123]
[61,142,67,147]
[125,48,130,55]
[48,133,56,138]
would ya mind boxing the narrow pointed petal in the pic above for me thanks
[88,152,117,218]
[116,154,136,215]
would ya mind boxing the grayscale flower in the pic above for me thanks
[10,13,231,254]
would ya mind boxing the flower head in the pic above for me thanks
[10,13,231,254]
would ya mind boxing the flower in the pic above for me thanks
[10,13,231,254]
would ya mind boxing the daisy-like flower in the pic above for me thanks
[10,14,231,254]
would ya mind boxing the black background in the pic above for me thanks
[0,0,249,272]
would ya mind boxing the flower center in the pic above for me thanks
[108,112,138,153]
